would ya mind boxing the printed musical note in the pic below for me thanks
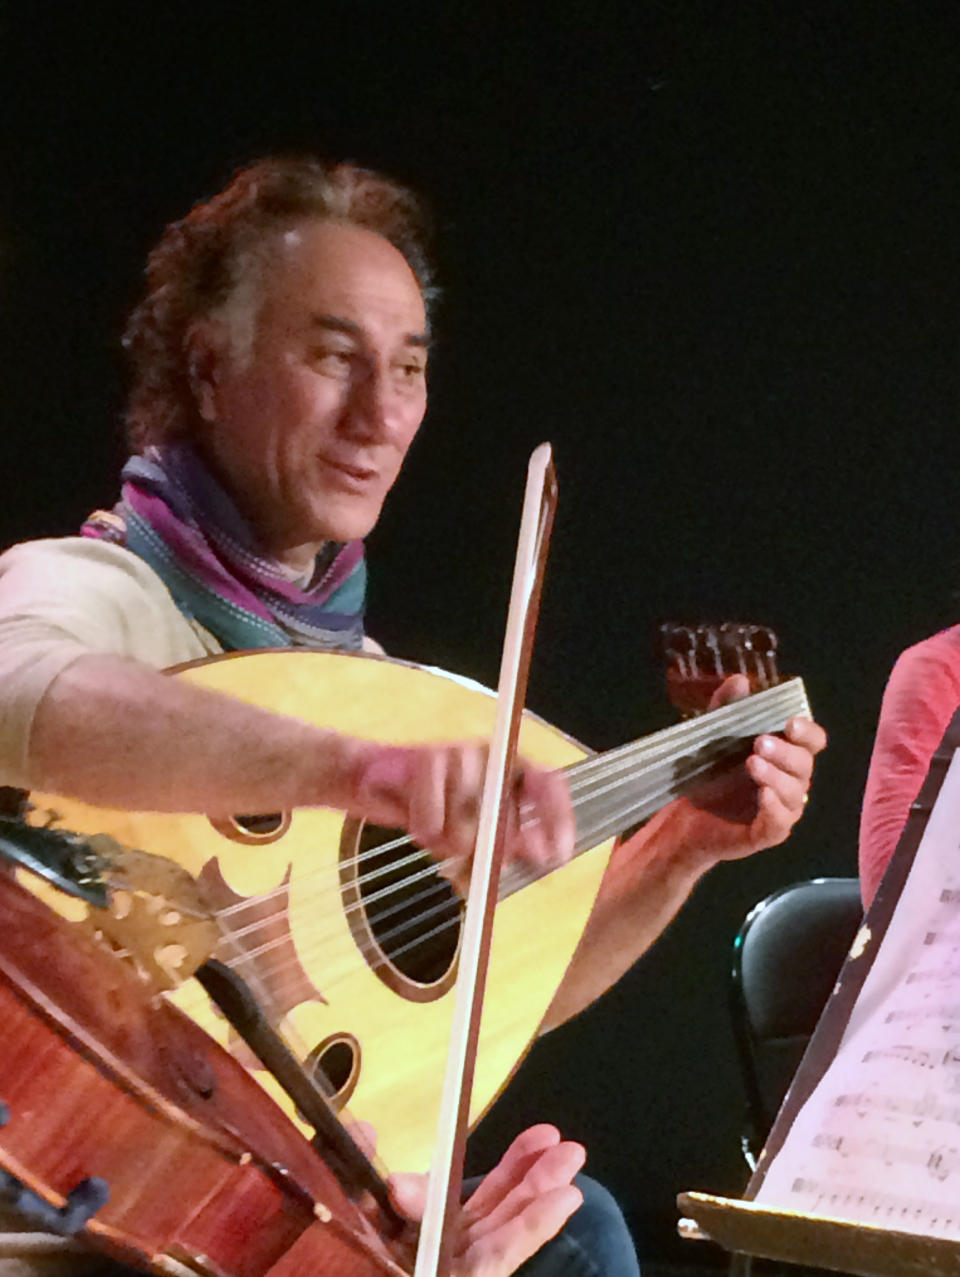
[883,1005,960,1028]
[906,966,960,985]
[834,1089,960,1126]
[810,1132,960,1180]
[787,1177,960,1234]
[862,1044,936,1068]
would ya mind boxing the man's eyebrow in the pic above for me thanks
[308,314,431,348]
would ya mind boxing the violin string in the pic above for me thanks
[171,919,465,1034]
[564,694,806,850]
[163,837,461,1022]
[145,867,401,1155]
[166,839,451,993]
[116,883,463,1024]
[591,680,802,766]
[364,895,461,956]
[99,846,445,976]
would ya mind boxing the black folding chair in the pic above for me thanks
[728,878,864,1276]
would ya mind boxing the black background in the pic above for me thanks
[5,1,960,1265]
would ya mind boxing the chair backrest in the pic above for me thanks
[730,877,864,1168]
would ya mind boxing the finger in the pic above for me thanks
[753,734,815,784]
[746,752,808,815]
[462,1125,562,1220]
[353,743,415,827]
[463,1139,586,1241]
[390,1129,572,1236]
[784,715,828,756]
[748,778,800,845]
[708,673,750,711]
[437,851,472,892]
[340,1118,378,1160]
[509,773,551,873]
[459,1141,586,1266]
[446,744,486,860]
[388,1171,428,1221]
[457,1183,584,1276]
[515,767,574,871]
[408,747,448,851]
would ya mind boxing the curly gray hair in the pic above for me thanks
[122,155,437,449]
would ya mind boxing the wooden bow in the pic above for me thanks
[414,443,558,1276]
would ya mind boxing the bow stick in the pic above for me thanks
[414,443,559,1276]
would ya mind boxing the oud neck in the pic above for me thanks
[499,677,809,899]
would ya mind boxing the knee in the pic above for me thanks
[567,1174,641,1277]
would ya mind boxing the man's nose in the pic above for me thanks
[345,367,406,441]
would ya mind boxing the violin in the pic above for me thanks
[0,865,412,1275]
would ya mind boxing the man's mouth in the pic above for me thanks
[318,456,379,488]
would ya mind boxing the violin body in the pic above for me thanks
[0,868,410,1275]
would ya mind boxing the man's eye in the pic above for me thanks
[399,362,426,380]
[312,349,352,373]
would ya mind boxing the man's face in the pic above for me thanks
[194,219,429,568]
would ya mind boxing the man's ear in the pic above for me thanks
[184,320,227,424]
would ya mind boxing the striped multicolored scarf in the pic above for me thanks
[82,444,366,652]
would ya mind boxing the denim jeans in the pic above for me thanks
[515,1174,641,1277]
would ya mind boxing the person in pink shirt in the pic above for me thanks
[859,627,960,906]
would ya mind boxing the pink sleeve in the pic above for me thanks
[859,630,960,908]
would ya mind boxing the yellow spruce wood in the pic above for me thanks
[26,649,612,1175]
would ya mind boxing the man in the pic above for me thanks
[0,156,825,1273]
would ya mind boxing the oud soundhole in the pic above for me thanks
[209,810,290,844]
[306,1034,361,1110]
[339,820,463,1002]
[235,813,284,835]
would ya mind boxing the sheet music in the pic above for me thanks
[754,750,960,1237]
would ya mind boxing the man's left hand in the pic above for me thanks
[685,673,827,862]
[390,1124,585,1276]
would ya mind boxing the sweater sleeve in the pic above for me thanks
[0,537,213,786]
[859,629,960,908]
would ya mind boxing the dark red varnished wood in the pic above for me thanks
[0,871,410,1275]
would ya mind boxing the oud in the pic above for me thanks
[21,640,809,1175]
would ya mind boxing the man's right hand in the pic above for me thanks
[352,742,575,882]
